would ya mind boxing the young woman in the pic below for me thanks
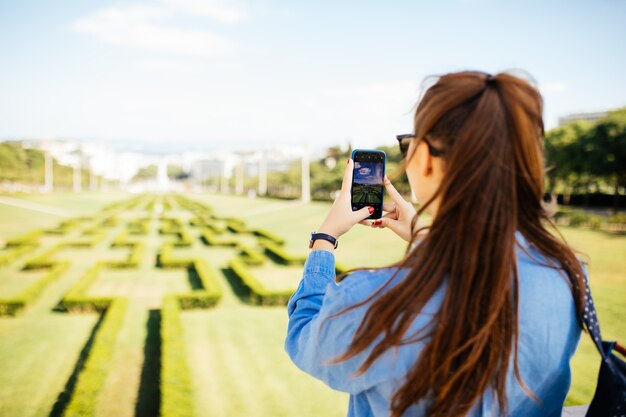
[285,70,587,417]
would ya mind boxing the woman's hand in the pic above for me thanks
[316,159,376,239]
[359,174,418,242]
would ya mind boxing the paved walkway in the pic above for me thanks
[0,196,71,217]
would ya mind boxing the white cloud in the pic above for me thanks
[163,0,248,23]
[70,0,245,56]
[135,58,195,72]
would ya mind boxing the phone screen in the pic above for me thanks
[351,150,385,219]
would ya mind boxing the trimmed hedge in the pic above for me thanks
[60,237,144,313]
[200,228,238,247]
[0,245,34,266]
[335,261,351,275]
[226,221,247,234]
[127,217,150,235]
[553,209,626,231]
[159,243,195,268]
[5,229,43,247]
[204,222,227,234]
[228,258,293,305]
[158,244,223,307]
[106,242,144,269]
[24,233,106,270]
[61,263,113,313]
[46,218,85,235]
[177,260,223,309]
[259,239,306,265]
[23,245,62,270]
[237,243,266,265]
[161,295,195,417]
[251,228,286,245]
[0,261,70,316]
[174,228,193,247]
[62,298,128,417]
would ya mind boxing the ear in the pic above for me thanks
[416,141,433,178]
[429,153,445,182]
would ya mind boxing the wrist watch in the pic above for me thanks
[309,232,338,249]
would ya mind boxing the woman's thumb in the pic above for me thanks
[355,206,374,222]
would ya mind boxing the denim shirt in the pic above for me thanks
[285,231,583,416]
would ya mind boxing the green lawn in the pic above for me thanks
[0,191,623,417]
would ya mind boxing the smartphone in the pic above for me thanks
[350,149,386,219]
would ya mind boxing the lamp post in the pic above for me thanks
[44,149,53,193]
[258,150,267,196]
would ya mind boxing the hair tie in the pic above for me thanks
[485,73,496,86]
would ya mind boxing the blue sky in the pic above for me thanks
[1,0,624,154]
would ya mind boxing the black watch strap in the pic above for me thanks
[309,232,338,249]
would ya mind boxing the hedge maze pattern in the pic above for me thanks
[0,194,347,417]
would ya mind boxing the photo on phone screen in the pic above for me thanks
[350,149,386,219]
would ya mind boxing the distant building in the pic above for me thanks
[558,111,608,127]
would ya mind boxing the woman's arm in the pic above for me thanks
[285,250,417,394]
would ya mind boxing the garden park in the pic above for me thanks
[0,191,624,417]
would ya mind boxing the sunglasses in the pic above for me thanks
[396,134,444,158]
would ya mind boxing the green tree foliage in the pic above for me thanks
[545,107,626,196]
[0,142,98,188]
[132,164,157,181]
[167,164,188,180]
[0,142,45,183]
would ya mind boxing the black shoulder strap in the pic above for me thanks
[582,273,606,359]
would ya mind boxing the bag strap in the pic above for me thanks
[581,268,626,360]
[581,273,607,359]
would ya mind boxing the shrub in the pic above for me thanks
[237,243,266,265]
[0,261,70,316]
[200,228,238,247]
[226,221,247,234]
[259,239,306,265]
[61,263,114,313]
[608,213,626,226]
[62,298,128,417]
[46,218,85,235]
[173,228,193,247]
[159,243,195,268]
[105,242,144,269]
[157,245,224,307]
[568,212,588,227]
[0,245,33,266]
[127,217,150,235]
[251,228,286,245]
[228,258,293,305]
[176,260,223,309]
[335,261,351,275]
[5,229,42,247]
[161,295,195,417]
[588,214,604,230]
[23,244,63,270]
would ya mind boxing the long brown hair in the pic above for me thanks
[331,70,586,417]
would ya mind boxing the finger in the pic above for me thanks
[340,158,354,194]
[382,202,396,212]
[371,216,399,231]
[354,206,374,222]
[381,211,398,221]
[383,174,405,205]
[358,219,372,226]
